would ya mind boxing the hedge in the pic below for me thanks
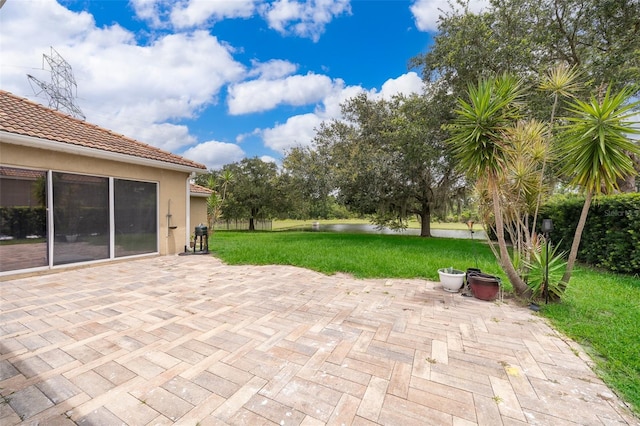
[0,207,47,239]
[539,193,640,274]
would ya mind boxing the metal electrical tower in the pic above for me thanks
[27,47,85,120]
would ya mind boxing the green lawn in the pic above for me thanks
[210,230,503,282]
[542,268,640,414]
[209,230,640,414]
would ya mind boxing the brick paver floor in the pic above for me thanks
[0,255,637,425]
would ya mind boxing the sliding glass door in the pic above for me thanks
[114,179,157,257]
[1,168,159,273]
[52,172,109,265]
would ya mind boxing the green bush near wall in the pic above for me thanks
[0,207,47,238]
[539,193,640,274]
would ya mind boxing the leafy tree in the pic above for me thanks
[412,0,640,96]
[282,145,334,219]
[558,86,640,284]
[411,0,640,186]
[302,91,463,237]
[220,158,282,231]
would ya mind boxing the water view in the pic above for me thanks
[305,223,488,240]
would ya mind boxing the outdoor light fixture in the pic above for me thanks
[542,218,553,304]
[467,220,478,269]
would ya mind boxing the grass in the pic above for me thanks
[542,268,640,414]
[209,230,640,414]
[210,230,505,286]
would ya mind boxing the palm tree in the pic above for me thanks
[531,64,582,237]
[206,170,234,232]
[448,74,530,296]
[559,85,640,284]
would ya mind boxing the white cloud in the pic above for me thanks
[0,0,245,152]
[129,0,257,29]
[319,82,364,117]
[262,0,351,42]
[130,0,349,39]
[248,59,298,79]
[130,0,167,28]
[260,155,279,164]
[227,72,334,115]
[259,72,425,153]
[182,140,245,170]
[170,0,257,29]
[262,113,324,152]
[375,72,424,100]
[410,0,490,32]
[117,122,196,153]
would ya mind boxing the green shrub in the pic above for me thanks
[0,206,46,238]
[540,193,640,274]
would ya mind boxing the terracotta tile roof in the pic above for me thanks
[190,183,214,195]
[0,166,46,179]
[0,90,206,171]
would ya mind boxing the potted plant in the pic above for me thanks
[467,271,501,301]
[438,267,466,292]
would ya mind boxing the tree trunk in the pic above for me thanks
[249,207,256,231]
[419,203,431,237]
[616,153,639,192]
[561,190,593,284]
[491,180,530,297]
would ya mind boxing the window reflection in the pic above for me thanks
[0,167,48,272]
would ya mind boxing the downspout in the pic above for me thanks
[185,172,195,251]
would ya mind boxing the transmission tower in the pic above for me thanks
[27,47,85,120]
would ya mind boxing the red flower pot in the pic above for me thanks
[468,273,500,301]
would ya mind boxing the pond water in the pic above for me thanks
[303,223,487,240]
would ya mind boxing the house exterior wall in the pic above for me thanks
[1,141,191,256]
[190,196,208,234]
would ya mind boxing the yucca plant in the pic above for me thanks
[448,74,531,296]
[531,64,582,237]
[523,236,567,301]
[559,85,640,285]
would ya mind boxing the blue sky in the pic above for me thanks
[0,0,488,169]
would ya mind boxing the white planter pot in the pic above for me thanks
[438,268,465,292]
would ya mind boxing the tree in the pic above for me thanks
[412,0,640,96]
[411,0,640,187]
[447,74,531,296]
[558,86,640,284]
[220,158,282,231]
[302,90,462,237]
[205,170,233,232]
[282,145,334,219]
[410,2,539,98]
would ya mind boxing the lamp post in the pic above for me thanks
[541,218,553,304]
[467,220,478,269]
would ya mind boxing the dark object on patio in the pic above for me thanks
[193,224,209,254]
[467,271,501,301]
[461,268,481,297]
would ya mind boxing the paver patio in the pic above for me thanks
[0,255,637,425]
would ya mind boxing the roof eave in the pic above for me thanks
[0,131,207,174]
